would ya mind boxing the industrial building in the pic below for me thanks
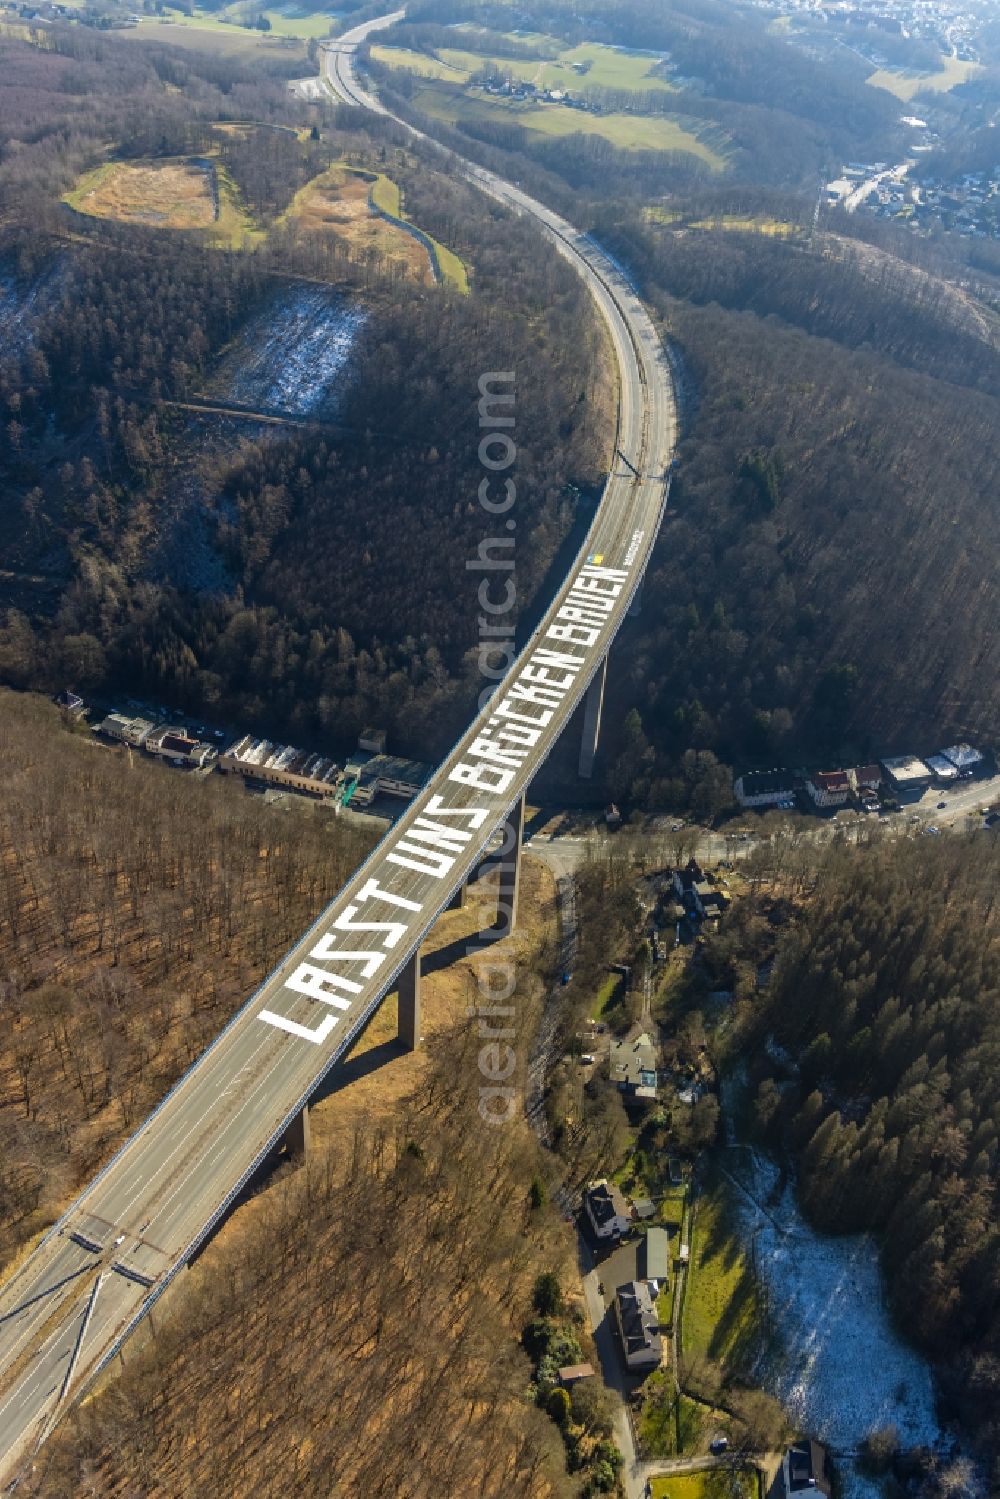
[733,768,796,809]
[346,754,432,806]
[219,736,341,799]
[880,754,933,792]
[925,754,959,783]
[941,743,983,773]
[97,712,157,748]
[144,727,217,769]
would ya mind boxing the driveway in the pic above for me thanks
[578,1231,648,1499]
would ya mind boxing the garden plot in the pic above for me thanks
[211,285,366,417]
[729,1150,945,1496]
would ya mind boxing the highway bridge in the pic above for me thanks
[0,14,676,1486]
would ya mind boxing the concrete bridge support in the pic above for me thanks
[283,1103,311,1159]
[494,792,525,938]
[397,950,421,1051]
[628,579,643,619]
[447,883,468,911]
[578,653,608,780]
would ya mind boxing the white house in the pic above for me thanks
[805,770,852,808]
[584,1180,630,1241]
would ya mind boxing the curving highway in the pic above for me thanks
[0,15,676,1487]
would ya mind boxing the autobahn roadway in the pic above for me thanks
[0,14,676,1486]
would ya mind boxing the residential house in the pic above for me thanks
[609,1031,658,1101]
[358,727,387,754]
[614,1280,662,1371]
[584,1180,631,1241]
[782,1440,832,1497]
[850,764,882,809]
[695,883,729,922]
[674,861,729,921]
[672,858,705,903]
[805,770,851,808]
[53,689,85,715]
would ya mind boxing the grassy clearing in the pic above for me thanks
[282,164,435,284]
[370,44,464,79]
[64,159,217,230]
[689,215,797,236]
[213,163,261,246]
[410,83,727,165]
[144,0,335,39]
[660,1185,687,1232]
[432,240,469,294]
[398,39,675,94]
[591,972,621,1020]
[366,170,467,290]
[128,18,304,56]
[259,2,338,39]
[369,173,402,217]
[682,1176,760,1372]
[639,1372,719,1458]
[64,155,261,245]
[867,52,979,100]
[650,1471,758,1499]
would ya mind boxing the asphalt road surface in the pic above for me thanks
[0,13,677,1485]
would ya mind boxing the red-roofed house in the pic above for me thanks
[806,770,851,808]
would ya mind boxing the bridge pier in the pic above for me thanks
[397,950,421,1050]
[578,654,608,780]
[447,883,468,911]
[628,579,643,619]
[282,1103,311,1159]
[494,792,525,938]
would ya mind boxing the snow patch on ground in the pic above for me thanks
[215,285,367,417]
[728,1149,944,1494]
[0,262,63,356]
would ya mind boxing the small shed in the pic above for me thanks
[558,1363,595,1388]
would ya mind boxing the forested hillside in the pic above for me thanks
[0,691,577,1497]
[0,691,374,1269]
[0,28,610,759]
[590,210,1000,799]
[749,834,1000,1472]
